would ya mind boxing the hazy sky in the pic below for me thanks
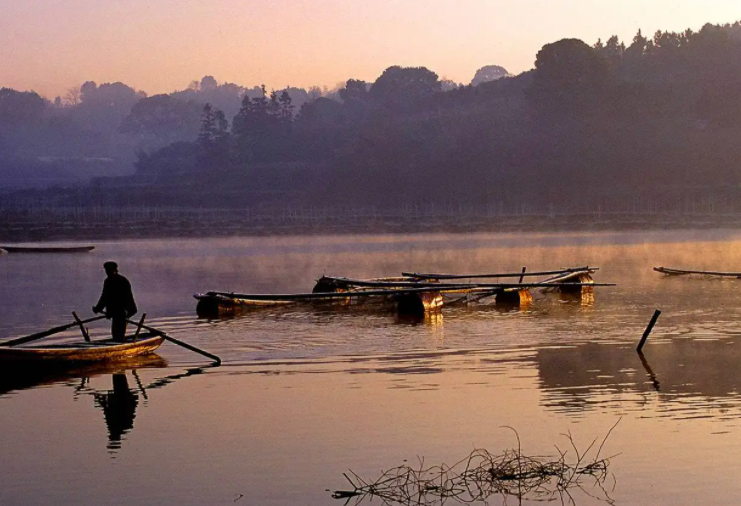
[2,0,740,99]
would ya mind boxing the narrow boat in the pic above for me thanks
[0,334,165,364]
[0,245,95,253]
[654,266,741,278]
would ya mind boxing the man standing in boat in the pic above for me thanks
[93,261,138,342]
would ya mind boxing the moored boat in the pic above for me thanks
[0,245,95,253]
[654,266,741,278]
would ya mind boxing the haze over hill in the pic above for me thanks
[2,19,741,219]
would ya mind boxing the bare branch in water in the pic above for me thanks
[331,422,620,505]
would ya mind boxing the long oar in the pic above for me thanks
[0,315,107,347]
[125,319,221,366]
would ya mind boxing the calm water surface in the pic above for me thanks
[2,230,741,505]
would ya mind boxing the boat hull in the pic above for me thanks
[0,335,165,364]
[0,245,95,253]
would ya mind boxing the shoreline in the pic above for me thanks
[2,213,741,242]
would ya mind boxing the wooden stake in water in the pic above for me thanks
[637,309,661,352]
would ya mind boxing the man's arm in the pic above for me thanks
[93,279,109,314]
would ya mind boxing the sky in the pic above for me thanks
[2,0,741,99]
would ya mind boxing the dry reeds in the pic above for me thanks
[332,421,619,505]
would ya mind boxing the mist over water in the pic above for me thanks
[3,230,741,505]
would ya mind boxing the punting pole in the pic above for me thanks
[125,319,221,366]
[637,309,661,352]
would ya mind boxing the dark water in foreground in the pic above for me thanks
[3,230,741,505]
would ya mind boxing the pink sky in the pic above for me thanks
[2,0,740,99]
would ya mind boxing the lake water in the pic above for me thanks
[3,230,741,505]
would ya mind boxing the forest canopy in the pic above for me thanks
[2,20,741,212]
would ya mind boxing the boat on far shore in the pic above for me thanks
[0,245,95,253]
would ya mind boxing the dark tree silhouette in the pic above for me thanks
[369,66,442,109]
[120,94,202,147]
[0,88,47,125]
[531,38,609,111]
[196,103,230,171]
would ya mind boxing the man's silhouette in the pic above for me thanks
[94,373,139,452]
[93,261,137,342]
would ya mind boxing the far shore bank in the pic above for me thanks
[2,213,741,242]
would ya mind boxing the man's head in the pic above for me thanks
[103,261,118,276]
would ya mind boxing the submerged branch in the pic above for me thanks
[331,422,620,505]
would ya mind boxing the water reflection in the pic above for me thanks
[94,374,139,451]
[0,354,167,397]
[0,356,226,454]
[535,337,741,416]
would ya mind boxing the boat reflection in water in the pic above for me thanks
[535,336,741,417]
[0,354,197,453]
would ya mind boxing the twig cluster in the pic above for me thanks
[332,422,619,505]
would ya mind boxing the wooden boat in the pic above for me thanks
[0,245,95,253]
[0,334,165,364]
[654,266,741,278]
[0,312,220,366]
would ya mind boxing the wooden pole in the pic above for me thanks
[637,309,661,352]
[72,311,91,342]
[519,266,527,284]
[133,313,146,342]
[637,350,661,391]
[125,319,221,365]
[0,315,106,347]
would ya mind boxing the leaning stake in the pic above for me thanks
[126,318,221,365]
[637,309,661,352]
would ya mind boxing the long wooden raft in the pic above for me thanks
[196,267,610,316]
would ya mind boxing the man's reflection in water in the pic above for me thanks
[94,373,139,452]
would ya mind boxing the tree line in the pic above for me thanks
[2,20,741,212]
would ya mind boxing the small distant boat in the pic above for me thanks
[0,334,165,364]
[0,245,95,253]
[654,266,741,278]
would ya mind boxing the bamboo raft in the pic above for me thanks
[654,266,741,278]
[195,266,610,317]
